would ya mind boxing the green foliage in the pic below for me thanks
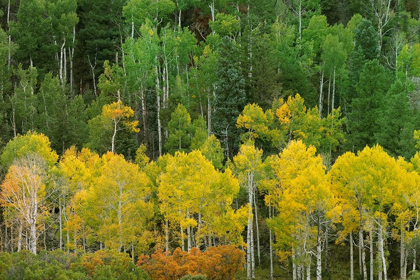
[347,59,392,152]
[165,103,192,153]
[1,131,58,168]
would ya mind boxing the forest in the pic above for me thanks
[2,0,420,279]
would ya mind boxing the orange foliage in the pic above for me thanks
[137,245,245,280]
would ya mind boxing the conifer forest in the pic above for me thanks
[4,0,420,279]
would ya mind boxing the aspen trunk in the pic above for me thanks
[187,209,191,252]
[29,218,37,254]
[293,251,297,280]
[253,188,260,266]
[401,225,406,280]
[141,88,147,142]
[370,229,373,280]
[7,0,11,69]
[111,119,117,153]
[59,197,63,250]
[17,222,22,252]
[319,70,324,118]
[247,171,254,279]
[156,65,162,156]
[350,232,354,280]
[316,220,322,280]
[379,225,387,280]
[269,203,274,280]
[360,228,367,280]
[307,258,311,280]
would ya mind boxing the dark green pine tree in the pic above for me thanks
[347,59,392,152]
[375,79,418,159]
[346,19,379,105]
[75,0,127,95]
[212,36,246,159]
[36,74,88,154]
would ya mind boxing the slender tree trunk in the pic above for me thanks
[88,55,97,97]
[17,222,22,252]
[253,188,260,266]
[156,66,162,156]
[187,209,191,252]
[307,257,311,280]
[141,88,147,142]
[59,197,63,250]
[379,225,387,280]
[247,172,254,279]
[401,225,406,280]
[293,250,297,280]
[269,203,274,280]
[319,70,324,118]
[378,249,382,280]
[327,75,331,115]
[360,227,367,280]
[350,232,354,280]
[111,119,117,153]
[370,229,373,280]
[29,218,37,254]
[316,218,322,280]
[298,0,302,43]
[7,0,11,70]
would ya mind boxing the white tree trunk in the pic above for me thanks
[293,251,297,280]
[370,229,373,280]
[350,232,354,280]
[269,203,274,280]
[253,188,260,266]
[7,0,11,70]
[316,220,322,280]
[247,171,255,279]
[319,70,324,118]
[401,225,406,280]
[379,225,387,280]
[360,228,368,280]
[59,197,63,250]
[156,66,162,156]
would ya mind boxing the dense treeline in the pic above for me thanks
[2,0,420,279]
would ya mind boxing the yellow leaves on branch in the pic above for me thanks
[102,101,140,133]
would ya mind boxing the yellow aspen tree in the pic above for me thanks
[1,154,47,255]
[158,150,246,252]
[59,147,99,252]
[269,140,332,280]
[233,141,263,279]
[96,101,139,153]
[88,152,152,252]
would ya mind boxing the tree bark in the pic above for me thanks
[319,70,324,118]
[316,217,322,280]
[350,232,354,280]
[370,229,373,280]
[254,187,260,266]
[379,225,387,280]
[156,65,162,156]
[401,224,406,280]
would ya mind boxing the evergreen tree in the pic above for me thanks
[347,59,392,152]
[212,37,246,159]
